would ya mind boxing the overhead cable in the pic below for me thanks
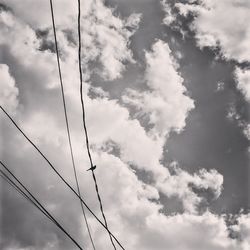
[76,1,117,249]
[49,0,96,248]
[0,105,125,250]
[0,171,38,208]
[0,162,84,250]
[0,169,56,225]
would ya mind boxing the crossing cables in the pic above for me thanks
[76,0,117,249]
[0,105,125,250]
[49,0,96,249]
[0,161,84,250]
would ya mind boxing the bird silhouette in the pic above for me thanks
[86,165,96,171]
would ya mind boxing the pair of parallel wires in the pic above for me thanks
[0,0,124,249]
[0,161,83,250]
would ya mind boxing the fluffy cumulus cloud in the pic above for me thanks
[1,0,140,81]
[166,0,250,101]
[174,0,250,63]
[123,40,194,137]
[1,1,250,250]
[235,214,250,250]
[161,0,250,145]
[160,0,176,26]
[156,166,223,213]
[121,39,223,213]
[79,1,141,80]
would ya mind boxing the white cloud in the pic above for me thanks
[86,98,165,175]
[80,2,141,80]
[0,9,58,92]
[161,0,176,26]
[156,164,223,214]
[1,3,249,250]
[168,0,250,150]
[226,102,250,143]
[1,0,141,81]
[235,214,250,250]
[0,64,19,114]
[121,39,223,213]
[123,39,194,137]
[141,212,237,250]
[1,0,76,29]
[235,67,250,103]
[175,0,250,63]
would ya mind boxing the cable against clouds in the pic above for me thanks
[49,0,96,249]
[0,162,84,250]
[0,169,56,226]
[0,105,125,250]
[76,0,117,249]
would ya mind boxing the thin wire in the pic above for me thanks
[0,105,125,250]
[0,163,84,250]
[0,172,55,230]
[0,172,38,208]
[0,170,56,225]
[0,167,83,249]
[49,0,96,249]
[77,1,117,249]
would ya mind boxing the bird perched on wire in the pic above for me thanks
[86,165,96,171]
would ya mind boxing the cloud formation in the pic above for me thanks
[161,0,250,148]
[1,0,140,81]
[0,1,249,250]
[123,40,194,137]
[0,64,19,114]
[175,0,250,63]
[235,67,250,103]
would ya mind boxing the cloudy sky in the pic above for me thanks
[0,0,250,249]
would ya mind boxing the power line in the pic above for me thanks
[0,162,84,250]
[76,1,117,249]
[49,0,96,249]
[0,105,125,250]
[0,169,56,226]
[0,166,83,249]
[0,170,56,230]
[0,171,38,208]
[0,170,54,225]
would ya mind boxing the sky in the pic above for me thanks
[0,0,250,249]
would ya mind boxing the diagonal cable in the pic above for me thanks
[0,171,40,209]
[0,105,125,250]
[0,163,84,250]
[49,0,96,249]
[76,0,117,249]
[0,169,56,225]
